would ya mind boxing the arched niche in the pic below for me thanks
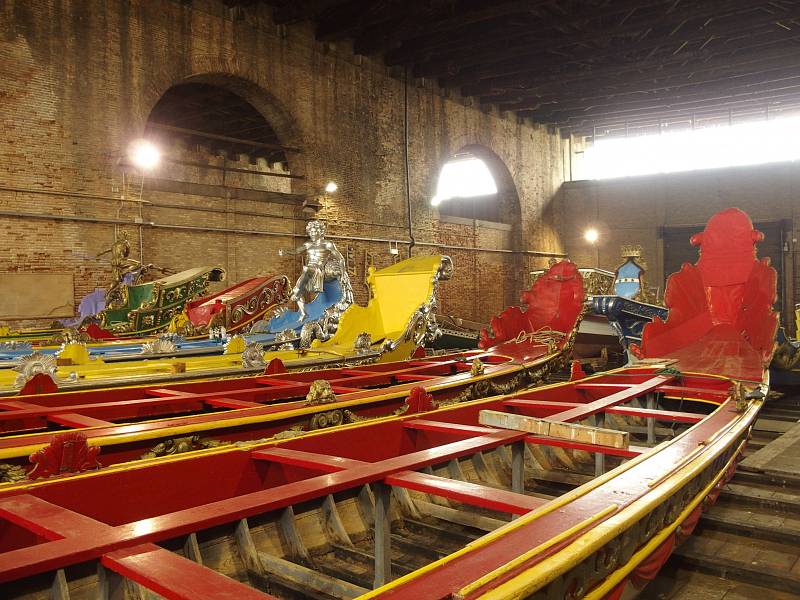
[141,74,305,194]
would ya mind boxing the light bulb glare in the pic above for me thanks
[128,139,161,170]
[584,228,599,244]
[324,181,338,193]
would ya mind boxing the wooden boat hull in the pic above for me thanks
[162,274,291,336]
[591,295,668,352]
[0,266,227,345]
[0,259,587,477]
[0,345,573,478]
[0,365,759,600]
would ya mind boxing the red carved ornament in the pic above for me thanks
[28,432,101,479]
[479,260,585,350]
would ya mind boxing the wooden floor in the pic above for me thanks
[650,392,800,598]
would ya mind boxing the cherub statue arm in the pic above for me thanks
[279,241,311,257]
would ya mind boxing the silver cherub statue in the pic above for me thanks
[280,220,352,320]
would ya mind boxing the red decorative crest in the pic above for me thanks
[18,372,59,396]
[570,360,587,381]
[84,323,118,340]
[28,432,101,479]
[405,386,438,414]
[639,208,778,381]
[264,358,287,375]
[479,260,585,349]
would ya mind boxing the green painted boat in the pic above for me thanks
[100,266,226,335]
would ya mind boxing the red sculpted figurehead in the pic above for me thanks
[691,208,764,288]
[638,207,777,381]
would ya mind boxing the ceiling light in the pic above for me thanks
[324,181,338,193]
[584,228,599,244]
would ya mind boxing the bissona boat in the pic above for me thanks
[120,273,291,338]
[99,266,227,336]
[0,208,779,600]
[0,266,227,345]
[0,258,585,471]
[0,275,293,367]
[581,247,667,356]
[0,255,453,395]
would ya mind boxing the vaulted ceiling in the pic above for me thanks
[229,0,800,136]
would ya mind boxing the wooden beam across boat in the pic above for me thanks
[502,399,706,423]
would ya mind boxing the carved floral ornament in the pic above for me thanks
[28,432,101,479]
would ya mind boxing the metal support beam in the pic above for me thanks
[373,482,392,588]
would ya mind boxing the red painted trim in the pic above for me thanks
[47,413,114,428]
[103,544,278,600]
[549,376,674,422]
[503,399,704,424]
[403,419,499,436]
[0,494,109,540]
[251,447,365,473]
[386,471,545,515]
[204,398,264,409]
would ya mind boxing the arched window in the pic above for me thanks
[432,153,502,222]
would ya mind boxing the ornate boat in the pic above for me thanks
[427,314,484,350]
[0,274,322,367]
[100,266,227,335]
[587,247,668,355]
[103,274,293,338]
[0,258,584,468]
[770,304,800,386]
[529,263,623,364]
[0,266,227,345]
[0,256,453,394]
[0,208,778,600]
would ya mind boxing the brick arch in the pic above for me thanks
[432,143,523,243]
[136,69,308,191]
[432,143,526,320]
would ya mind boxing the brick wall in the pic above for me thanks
[0,0,565,329]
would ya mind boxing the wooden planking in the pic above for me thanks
[414,500,506,533]
[258,550,367,599]
[479,410,629,449]
[741,421,800,475]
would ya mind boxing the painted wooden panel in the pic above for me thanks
[0,272,74,320]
